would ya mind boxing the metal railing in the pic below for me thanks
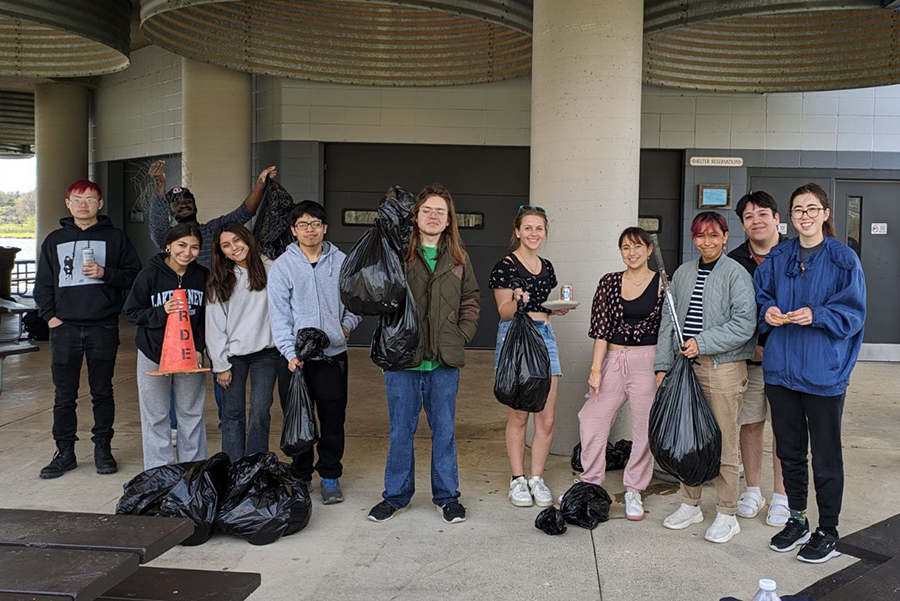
[12,260,35,297]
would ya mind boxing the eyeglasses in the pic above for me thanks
[419,207,448,218]
[791,206,823,219]
[518,204,546,214]
[69,197,100,206]
[294,220,324,231]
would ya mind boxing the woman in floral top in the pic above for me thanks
[580,226,663,521]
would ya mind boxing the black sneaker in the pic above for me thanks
[39,441,77,479]
[94,440,118,474]
[770,517,811,552]
[368,501,404,523]
[798,529,841,564]
[437,500,467,524]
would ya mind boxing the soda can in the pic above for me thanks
[82,247,95,265]
[561,284,574,302]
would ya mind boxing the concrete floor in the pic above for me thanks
[1,319,899,600]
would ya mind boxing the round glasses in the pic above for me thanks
[791,207,823,219]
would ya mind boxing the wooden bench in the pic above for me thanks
[0,547,139,600]
[98,567,261,601]
[0,342,39,396]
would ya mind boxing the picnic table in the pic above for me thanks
[0,509,260,601]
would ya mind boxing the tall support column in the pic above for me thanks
[35,83,89,247]
[181,58,251,221]
[530,0,645,454]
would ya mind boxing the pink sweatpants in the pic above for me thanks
[578,345,657,493]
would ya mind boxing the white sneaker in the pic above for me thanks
[624,491,645,521]
[508,476,533,507]
[705,512,741,543]
[528,476,554,507]
[663,503,704,530]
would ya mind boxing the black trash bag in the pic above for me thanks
[559,482,612,530]
[116,452,231,546]
[606,439,633,471]
[649,354,722,487]
[215,453,312,545]
[371,284,419,370]
[251,178,295,260]
[280,328,331,457]
[535,507,567,535]
[571,442,583,472]
[493,287,551,412]
[339,223,407,316]
[23,311,49,341]
[377,185,416,256]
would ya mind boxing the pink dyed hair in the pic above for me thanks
[66,179,103,200]
[690,211,728,238]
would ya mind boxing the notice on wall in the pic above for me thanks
[872,223,888,235]
[778,223,788,235]
[689,156,744,167]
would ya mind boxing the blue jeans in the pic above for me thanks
[382,367,460,508]
[221,347,279,461]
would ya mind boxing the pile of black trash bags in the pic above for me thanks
[116,451,311,546]
[339,185,419,370]
[534,482,612,536]
[570,439,633,473]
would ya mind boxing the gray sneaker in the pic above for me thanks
[321,478,343,504]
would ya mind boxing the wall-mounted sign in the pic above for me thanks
[872,223,888,235]
[698,184,732,209]
[690,156,744,167]
[777,223,788,235]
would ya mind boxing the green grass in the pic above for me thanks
[0,224,35,238]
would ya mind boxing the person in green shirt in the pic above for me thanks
[367,183,480,525]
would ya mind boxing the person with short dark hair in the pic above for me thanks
[728,191,789,527]
[656,211,757,544]
[757,183,866,563]
[34,179,142,479]
[268,200,360,505]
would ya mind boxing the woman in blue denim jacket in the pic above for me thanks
[754,183,866,564]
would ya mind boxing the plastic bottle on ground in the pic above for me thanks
[750,579,781,601]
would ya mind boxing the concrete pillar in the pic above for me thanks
[35,83,89,247]
[530,0,645,454]
[181,58,251,222]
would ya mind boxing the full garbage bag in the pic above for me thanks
[339,223,407,316]
[281,328,331,457]
[116,452,231,546]
[251,178,295,260]
[648,354,721,487]
[534,507,567,536]
[493,299,551,413]
[371,284,419,370]
[377,185,416,256]
[559,481,612,530]
[570,439,633,473]
[215,453,312,545]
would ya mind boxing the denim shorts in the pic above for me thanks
[494,319,563,377]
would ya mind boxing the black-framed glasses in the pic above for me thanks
[518,204,546,214]
[791,207,823,219]
[294,220,324,231]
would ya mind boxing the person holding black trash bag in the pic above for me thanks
[489,205,571,509]
[268,200,361,505]
[580,227,664,521]
[655,211,757,544]
[756,183,865,564]
[367,183,480,525]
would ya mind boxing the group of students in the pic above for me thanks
[33,173,866,553]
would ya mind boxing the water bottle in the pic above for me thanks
[750,579,780,601]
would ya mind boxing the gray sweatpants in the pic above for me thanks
[137,351,208,470]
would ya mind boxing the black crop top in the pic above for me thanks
[488,254,558,314]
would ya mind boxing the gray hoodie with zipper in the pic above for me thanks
[267,241,361,361]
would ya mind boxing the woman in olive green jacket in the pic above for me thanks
[367,183,480,525]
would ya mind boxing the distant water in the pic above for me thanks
[0,238,36,262]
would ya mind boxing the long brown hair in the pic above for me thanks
[404,183,468,266]
[509,207,548,250]
[207,222,267,303]
[790,183,836,238]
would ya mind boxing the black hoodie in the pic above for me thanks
[34,216,142,326]
[727,234,787,351]
[123,254,208,364]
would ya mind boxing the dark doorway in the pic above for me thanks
[639,150,683,273]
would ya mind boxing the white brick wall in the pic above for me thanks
[92,46,182,162]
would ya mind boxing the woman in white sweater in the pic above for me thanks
[206,223,278,461]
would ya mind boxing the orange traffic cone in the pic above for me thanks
[146,288,210,376]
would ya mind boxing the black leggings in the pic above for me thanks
[766,384,845,529]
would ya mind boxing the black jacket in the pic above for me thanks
[123,254,208,364]
[727,235,787,350]
[34,216,141,326]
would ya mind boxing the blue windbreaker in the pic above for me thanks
[754,236,866,396]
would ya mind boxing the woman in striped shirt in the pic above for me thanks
[654,211,758,544]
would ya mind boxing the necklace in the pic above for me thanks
[515,251,541,274]
[623,272,651,287]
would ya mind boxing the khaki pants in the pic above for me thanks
[681,356,748,515]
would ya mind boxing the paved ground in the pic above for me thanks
[1,319,898,600]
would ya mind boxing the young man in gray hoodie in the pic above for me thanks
[268,200,361,505]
